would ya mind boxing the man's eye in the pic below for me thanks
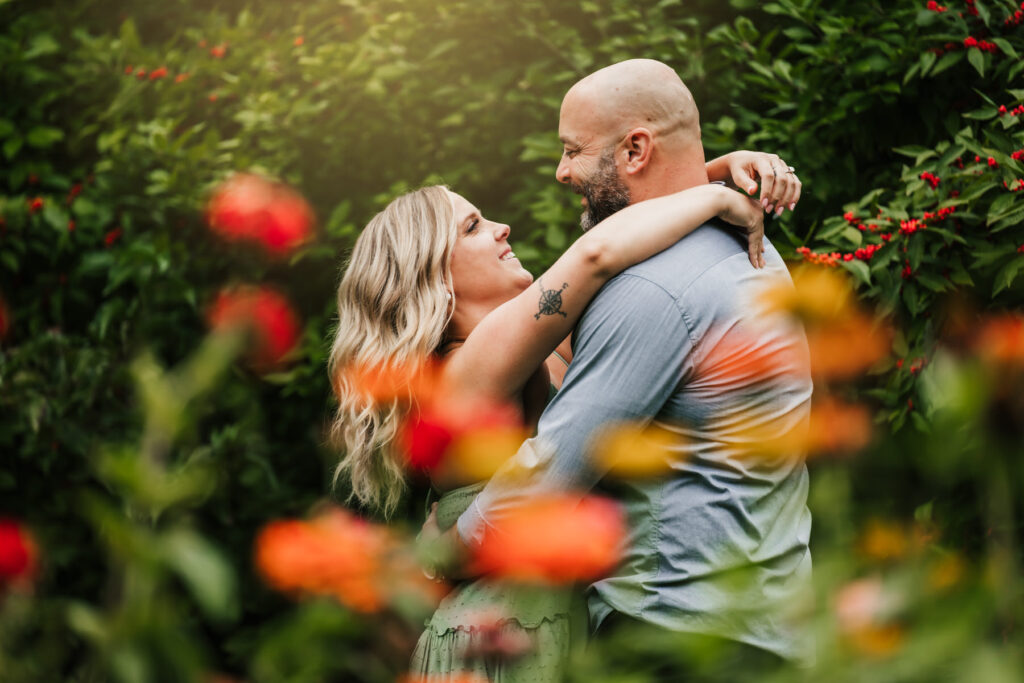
[564,149,578,159]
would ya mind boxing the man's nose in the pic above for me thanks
[555,157,570,184]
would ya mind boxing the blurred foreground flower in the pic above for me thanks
[734,394,871,459]
[206,286,300,370]
[255,507,441,613]
[0,519,38,593]
[473,495,625,584]
[399,675,489,683]
[337,358,527,479]
[834,577,906,658]
[591,422,680,478]
[402,397,525,478]
[760,266,890,380]
[973,314,1024,366]
[0,294,10,340]
[206,173,314,256]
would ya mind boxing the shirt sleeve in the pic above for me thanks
[456,272,697,547]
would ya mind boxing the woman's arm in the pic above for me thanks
[443,184,762,400]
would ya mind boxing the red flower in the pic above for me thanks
[206,173,315,256]
[472,495,626,584]
[0,295,10,340]
[400,411,454,470]
[67,220,75,232]
[27,197,43,213]
[0,519,38,591]
[174,73,190,84]
[964,36,978,48]
[206,286,301,369]
[135,67,147,79]
[124,64,134,74]
[104,227,122,247]
[926,1,947,11]
[293,36,305,46]
[210,44,227,58]
[149,66,168,80]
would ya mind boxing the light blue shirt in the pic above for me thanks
[457,222,814,663]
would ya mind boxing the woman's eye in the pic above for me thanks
[467,219,479,233]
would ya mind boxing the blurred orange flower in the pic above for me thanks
[834,577,905,658]
[210,44,227,58]
[806,312,891,380]
[206,173,315,256]
[0,519,38,592]
[336,358,442,406]
[255,507,440,612]
[760,266,890,380]
[974,314,1024,366]
[591,422,681,478]
[207,286,301,370]
[473,495,625,584]
[735,394,871,459]
[293,36,305,46]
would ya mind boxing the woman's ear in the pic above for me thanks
[622,127,654,175]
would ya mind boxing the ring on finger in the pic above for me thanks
[786,165,796,174]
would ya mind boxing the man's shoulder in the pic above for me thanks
[607,220,754,299]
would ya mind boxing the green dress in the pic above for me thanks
[409,482,587,682]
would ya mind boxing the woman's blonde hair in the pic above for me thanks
[327,186,457,517]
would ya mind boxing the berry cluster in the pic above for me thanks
[920,172,941,189]
[964,36,999,52]
[998,104,1024,116]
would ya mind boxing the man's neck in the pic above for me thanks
[629,148,709,202]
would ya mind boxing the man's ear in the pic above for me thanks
[622,127,653,175]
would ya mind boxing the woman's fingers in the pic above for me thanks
[756,157,777,210]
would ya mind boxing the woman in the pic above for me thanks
[328,153,796,680]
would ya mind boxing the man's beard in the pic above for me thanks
[574,149,631,232]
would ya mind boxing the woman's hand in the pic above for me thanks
[707,151,802,217]
[715,186,766,269]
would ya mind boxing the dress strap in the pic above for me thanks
[552,349,570,368]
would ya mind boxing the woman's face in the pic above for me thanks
[447,191,533,309]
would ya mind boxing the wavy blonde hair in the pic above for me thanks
[327,186,457,517]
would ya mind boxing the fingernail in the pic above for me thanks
[776,206,784,216]
[761,198,768,208]
[766,204,774,213]
[789,202,796,211]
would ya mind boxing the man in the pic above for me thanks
[453,59,814,668]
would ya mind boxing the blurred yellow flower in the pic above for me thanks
[591,422,682,478]
[859,519,908,562]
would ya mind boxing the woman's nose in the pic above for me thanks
[494,222,510,241]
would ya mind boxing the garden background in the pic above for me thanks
[1,0,1023,681]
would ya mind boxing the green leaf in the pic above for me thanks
[841,259,871,286]
[161,529,238,621]
[26,126,64,148]
[3,136,22,160]
[992,38,1019,59]
[930,51,963,77]
[967,47,984,77]
[993,255,1024,295]
[23,34,60,60]
[0,119,14,139]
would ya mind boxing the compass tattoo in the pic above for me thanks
[534,278,568,320]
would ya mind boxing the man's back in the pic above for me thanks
[580,222,813,662]
[459,221,813,662]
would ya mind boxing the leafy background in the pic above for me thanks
[1,0,1022,680]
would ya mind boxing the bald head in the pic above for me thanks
[562,59,700,147]
[556,59,708,206]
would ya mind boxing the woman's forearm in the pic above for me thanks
[576,184,729,278]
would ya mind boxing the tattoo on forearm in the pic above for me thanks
[534,278,569,320]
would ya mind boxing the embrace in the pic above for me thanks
[329,59,813,679]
